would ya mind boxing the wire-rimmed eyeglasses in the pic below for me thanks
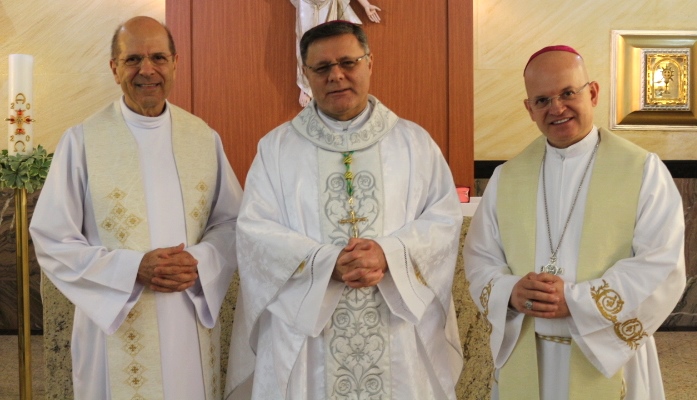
[114,53,174,68]
[526,82,591,110]
[304,54,370,76]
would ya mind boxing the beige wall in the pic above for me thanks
[0,0,165,153]
[474,0,697,160]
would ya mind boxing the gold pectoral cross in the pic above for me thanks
[339,208,368,238]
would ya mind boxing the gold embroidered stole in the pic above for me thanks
[83,101,220,399]
[497,129,646,399]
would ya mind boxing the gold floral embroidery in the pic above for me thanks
[413,261,428,287]
[101,217,116,232]
[108,188,126,200]
[124,361,147,390]
[111,202,127,220]
[591,280,647,349]
[100,188,143,245]
[189,180,211,231]
[125,214,142,228]
[480,279,493,333]
[480,279,493,317]
[296,260,306,274]
[195,181,208,192]
[121,328,144,356]
[205,328,219,397]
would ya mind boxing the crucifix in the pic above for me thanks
[340,206,368,238]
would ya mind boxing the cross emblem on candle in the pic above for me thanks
[6,94,34,135]
[339,207,368,238]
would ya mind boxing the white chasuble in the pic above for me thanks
[317,146,391,399]
[227,95,463,400]
[83,101,219,400]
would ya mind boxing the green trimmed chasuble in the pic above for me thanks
[496,129,646,399]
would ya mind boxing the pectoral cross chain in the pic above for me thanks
[340,208,368,238]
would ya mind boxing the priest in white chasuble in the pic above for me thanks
[226,21,463,400]
[30,16,243,400]
[463,45,686,400]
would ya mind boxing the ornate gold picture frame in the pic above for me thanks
[611,30,697,130]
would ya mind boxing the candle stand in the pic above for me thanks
[4,52,51,400]
[15,188,32,399]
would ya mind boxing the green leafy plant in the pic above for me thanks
[0,145,53,193]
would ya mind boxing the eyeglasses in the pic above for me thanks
[304,54,370,76]
[115,53,174,68]
[526,82,591,110]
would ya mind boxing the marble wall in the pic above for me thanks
[666,178,697,329]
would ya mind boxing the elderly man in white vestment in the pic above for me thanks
[29,16,243,399]
[463,45,686,400]
[225,21,463,400]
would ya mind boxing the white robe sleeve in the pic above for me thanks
[30,127,243,333]
[236,131,345,339]
[184,132,243,328]
[30,126,145,333]
[564,153,686,377]
[375,130,463,325]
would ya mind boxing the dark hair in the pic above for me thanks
[300,21,370,65]
[110,19,177,60]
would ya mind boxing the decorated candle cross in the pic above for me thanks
[6,54,35,155]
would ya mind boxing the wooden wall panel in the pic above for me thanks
[166,0,192,112]
[448,0,474,188]
[359,1,449,155]
[192,1,298,185]
[166,0,472,188]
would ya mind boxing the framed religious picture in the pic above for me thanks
[611,30,697,130]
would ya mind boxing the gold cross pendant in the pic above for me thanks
[339,208,368,238]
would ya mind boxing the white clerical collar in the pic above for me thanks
[119,96,171,129]
[316,99,373,133]
[290,95,398,152]
[546,126,599,159]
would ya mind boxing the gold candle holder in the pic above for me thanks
[15,188,32,399]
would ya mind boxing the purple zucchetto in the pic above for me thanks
[524,45,582,75]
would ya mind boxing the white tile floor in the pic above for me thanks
[0,332,695,399]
